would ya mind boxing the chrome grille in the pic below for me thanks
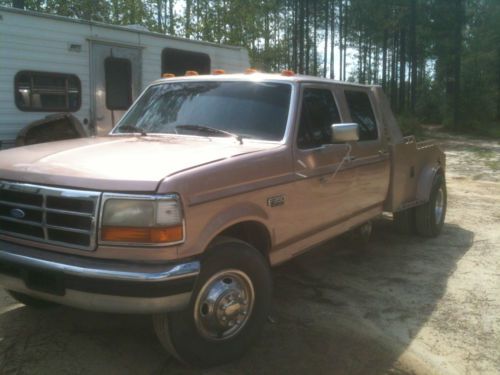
[0,181,101,251]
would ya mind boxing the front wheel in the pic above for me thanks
[153,237,272,367]
[416,173,447,237]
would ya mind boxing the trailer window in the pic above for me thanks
[297,88,341,149]
[105,57,132,110]
[344,91,378,141]
[14,71,81,112]
[162,48,211,76]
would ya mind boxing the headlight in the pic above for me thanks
[100,194,184,245]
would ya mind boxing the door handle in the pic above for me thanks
[345,155,356,162]
[378,150,389,157]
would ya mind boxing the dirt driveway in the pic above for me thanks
[0,133,499,375]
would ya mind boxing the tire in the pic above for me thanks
[153,237,272,367]
[340,221,373,251]
[393,208,416,235]
[416,173,447,237]
[7,290,57,308]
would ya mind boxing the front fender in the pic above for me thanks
[192,202,270,255]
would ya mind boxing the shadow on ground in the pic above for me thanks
[0,217,474,375]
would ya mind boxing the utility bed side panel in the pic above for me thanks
[385,137,445,212]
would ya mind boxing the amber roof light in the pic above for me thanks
[212,69,225,75]
[281,70,295,76]
[162,73,175,78]
[245,68,258,74]
[185,70,199,76]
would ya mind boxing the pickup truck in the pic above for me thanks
[0,72,446,367]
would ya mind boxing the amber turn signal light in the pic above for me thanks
[101,225,183,244]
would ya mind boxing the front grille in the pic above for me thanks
[0,181,101,251]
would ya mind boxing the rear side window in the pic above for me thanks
[344,90,378,141]
[297,88,341,149]
[105,57,132,110]
[15,71,81,112]
[162,48,211,76]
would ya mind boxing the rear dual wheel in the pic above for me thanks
[153,237,272,368]
[393,173,447,238]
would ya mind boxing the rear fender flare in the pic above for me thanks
[416,164,444,202]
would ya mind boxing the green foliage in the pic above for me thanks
[1,0,499,137]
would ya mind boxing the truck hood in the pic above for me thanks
[0,136,276,192]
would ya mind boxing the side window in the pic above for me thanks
[105,57,132,110]
[344,90,378,141]
[14,71,81,112]
[162,48,211,76]
[297,88,341,149]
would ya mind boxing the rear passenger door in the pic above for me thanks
[342,89,390,212]
[291,85,358,236]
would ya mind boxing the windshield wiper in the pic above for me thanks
[176,124,243,145]
[117,125,147,136]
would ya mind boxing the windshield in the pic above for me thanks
[114,81,292,141]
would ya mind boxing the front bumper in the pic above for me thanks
[0,240,200,314]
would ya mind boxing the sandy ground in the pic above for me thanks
[0,133,499,375]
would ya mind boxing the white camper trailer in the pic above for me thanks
[0,6,250,149]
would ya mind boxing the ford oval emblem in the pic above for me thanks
[10,208,26,219]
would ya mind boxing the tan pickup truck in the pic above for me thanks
[0,73,446,366]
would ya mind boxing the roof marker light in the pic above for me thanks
[212,69,225,75]
[185,70,199,76]
[162,73,175,78]
[245,68,258,74]
[281,70,295,77]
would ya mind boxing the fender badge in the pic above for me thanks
[267,195,285,208]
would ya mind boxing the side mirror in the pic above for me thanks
[331,123,359,143]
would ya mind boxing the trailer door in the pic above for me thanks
[90,42,141,135]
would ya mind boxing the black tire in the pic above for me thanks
[393,208,416,235]
[153,237,272,368]
[7,290,57,308]
[340,221,373,251]
[416,173,447,237]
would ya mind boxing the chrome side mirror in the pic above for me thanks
[331,123,359,143]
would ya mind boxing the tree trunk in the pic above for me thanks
[168,0,175,35]
[382,28,388,89]
[157,0,163,32]
[391,31,398,110]
[185,0,192,38]
[409,0,417,113]
[343,0,348,80]
[299,0,305,73]
[305,0,310,75]
[331,0,335,79]
[399,26,407,112]
[339,0,343,80]
[324,0,329,78]
[313,0,317,76]
[453,0,465,130]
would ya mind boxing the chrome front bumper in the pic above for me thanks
[0,240,200,314]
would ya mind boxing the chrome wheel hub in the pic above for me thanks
[194,269,254,341]
[435,187,444,224]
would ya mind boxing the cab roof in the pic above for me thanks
[152,72,378,89]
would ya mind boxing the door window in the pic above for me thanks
[344,90,378,141]
[297,88,341,149]
[105,57,132,110]
[14,71,81,112]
